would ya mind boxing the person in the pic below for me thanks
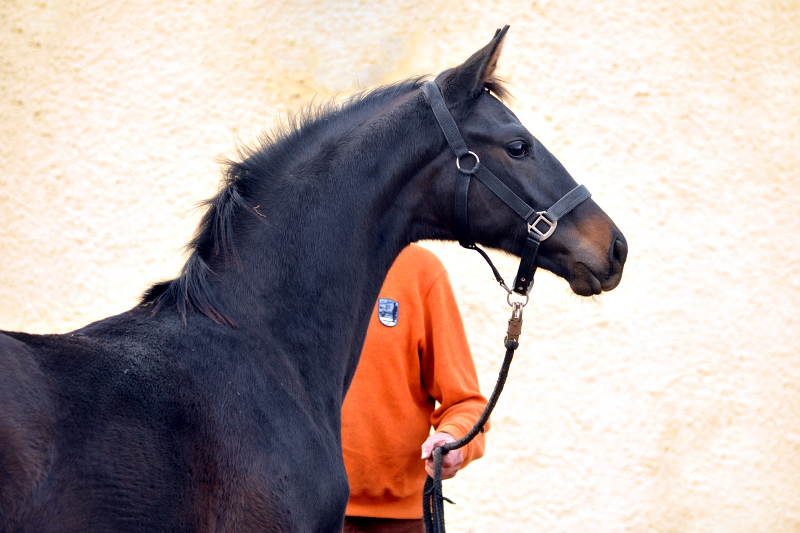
[341,244,489,533]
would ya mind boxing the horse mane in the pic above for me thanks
[139,77,436,327]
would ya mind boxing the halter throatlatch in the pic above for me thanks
[421,81,591,295]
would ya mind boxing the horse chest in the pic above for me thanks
[177,374,350,532]
[197,424,349,533]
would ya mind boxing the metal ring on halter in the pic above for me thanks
[456,151,480,174]
[506,291,529,307]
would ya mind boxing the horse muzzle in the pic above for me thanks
[566,229,627,296]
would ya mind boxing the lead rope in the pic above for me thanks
[423,299,526,533]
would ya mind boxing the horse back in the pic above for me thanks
[0,317,348,532]
[0,331,56,527]
[0,326,208,532]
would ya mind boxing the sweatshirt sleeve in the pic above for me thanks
[419,269,489,468]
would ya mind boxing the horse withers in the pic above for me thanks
[0,26,625,532]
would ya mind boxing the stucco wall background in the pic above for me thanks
[1,1,799,532]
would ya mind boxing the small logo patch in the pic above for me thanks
[377,298,399,327]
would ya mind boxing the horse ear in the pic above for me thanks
[439,25,510,102]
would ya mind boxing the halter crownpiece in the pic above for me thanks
[421,80,591,296]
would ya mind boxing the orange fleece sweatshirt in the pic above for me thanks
[342,244,488,519]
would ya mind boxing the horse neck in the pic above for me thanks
[202,90,450,395]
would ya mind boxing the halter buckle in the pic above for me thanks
[528,211,557,241]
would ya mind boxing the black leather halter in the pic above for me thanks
[422,81,591,295]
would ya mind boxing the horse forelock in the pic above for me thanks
[434,67,512,104]
[140,77,428,326]
[484,77,512,102]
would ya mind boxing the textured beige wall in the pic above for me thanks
[2,1,799,531]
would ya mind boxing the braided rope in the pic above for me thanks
[423,338,519,533]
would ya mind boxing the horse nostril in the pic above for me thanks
[612,238,628,266]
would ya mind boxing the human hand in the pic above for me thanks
[421,432,464,480]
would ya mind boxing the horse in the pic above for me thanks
[0,26,626,532]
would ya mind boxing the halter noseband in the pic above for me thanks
[422,81,591,295]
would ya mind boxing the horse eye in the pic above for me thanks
[507,140,527,158]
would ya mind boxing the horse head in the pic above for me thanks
[424,26,626,296]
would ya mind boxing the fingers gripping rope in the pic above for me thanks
[423,337,519,533]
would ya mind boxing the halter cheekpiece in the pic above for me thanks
[421,80,591,295]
